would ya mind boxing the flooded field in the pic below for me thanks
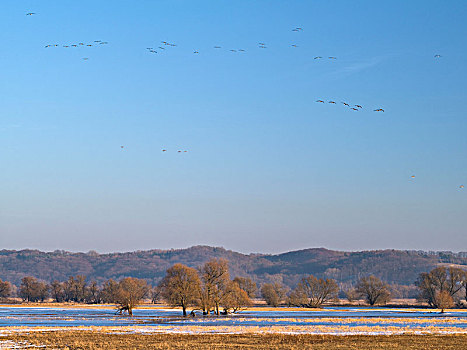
[0,306,466,335]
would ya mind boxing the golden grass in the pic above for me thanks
[2,331,466,349]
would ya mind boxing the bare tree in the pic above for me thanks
[233,277,257,298]
[434,290,454,313]
[159,264,201,316]
[416,267,464,308]
[261,282,289,307]
[289,275,338,308]
[50,280,65,302]
[19,277,49,302]
[356,276,391,306]
[151,285,162,304]
[101,279,119,304]
[86,281,101,304]
[0,279,11,299]
[63,276,87,302]
[115,277,149,316]
[199,258,230,315]
[221,280,252,314]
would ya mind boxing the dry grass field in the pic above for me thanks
[2,332,467,350]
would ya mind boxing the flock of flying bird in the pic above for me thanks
[24,11,463,189]
[315,100,384,112]
[144,26,336,57]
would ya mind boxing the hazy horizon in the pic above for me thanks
[1,1,466,254]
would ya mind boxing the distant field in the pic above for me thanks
[2,332,467,349]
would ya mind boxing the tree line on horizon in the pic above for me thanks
[0,259,466,315]
[2,247,467,289]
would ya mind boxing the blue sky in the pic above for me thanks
[1,0,466,253]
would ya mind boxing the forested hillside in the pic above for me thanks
[1,246,466,288]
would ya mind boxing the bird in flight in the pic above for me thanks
[460,185,464,189]
[193,50,199,54]
[291,44,298,48]
[292,27,303,32]
[162,149,167,152]
[355,105,362,109]
[329,101,336,104]
[214,46,221,49]
[328,57,337,59]
[121,146,124,149]
[351,108,358,111]
[411,175,415,179]
[238,49,245,52]
[374,108,384,112]
[230,49,237,52]
[82,57,89,60]
[26,12,35,16]
[314,56,322,59]
[342,102,349,106]
[434,54,442,58]
[316,100,325,103]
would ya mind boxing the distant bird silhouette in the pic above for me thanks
[460,185,464,189]
[374,108,384,112]
[291,44,298,48]
[351,108,358,111]
[316,100,325,103]
[328,57,337,59]
[121,146,124,149]
[355,105,362,109]
[82,57,89,60]
[193,50,199,54]
[329,101,336,104]
[342,102,349,106]
[214,46,221,49]
[162,149,167,152]
[26,12,35,16]
[434,54,442,58]
[411,175,415,179]
[314,56,322,59]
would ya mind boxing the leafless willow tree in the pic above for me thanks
[261,282,289,307]
[115,277,149,316]
[159,264,201,316]
[289,275,338,308]
[0,279,11,299]
[232,277,257,298]
[221,281,252,314]
[199,258,230,315]
[416,267,465,308]
[356,276,391,306]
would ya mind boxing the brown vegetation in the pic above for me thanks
[3,331,467,350]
